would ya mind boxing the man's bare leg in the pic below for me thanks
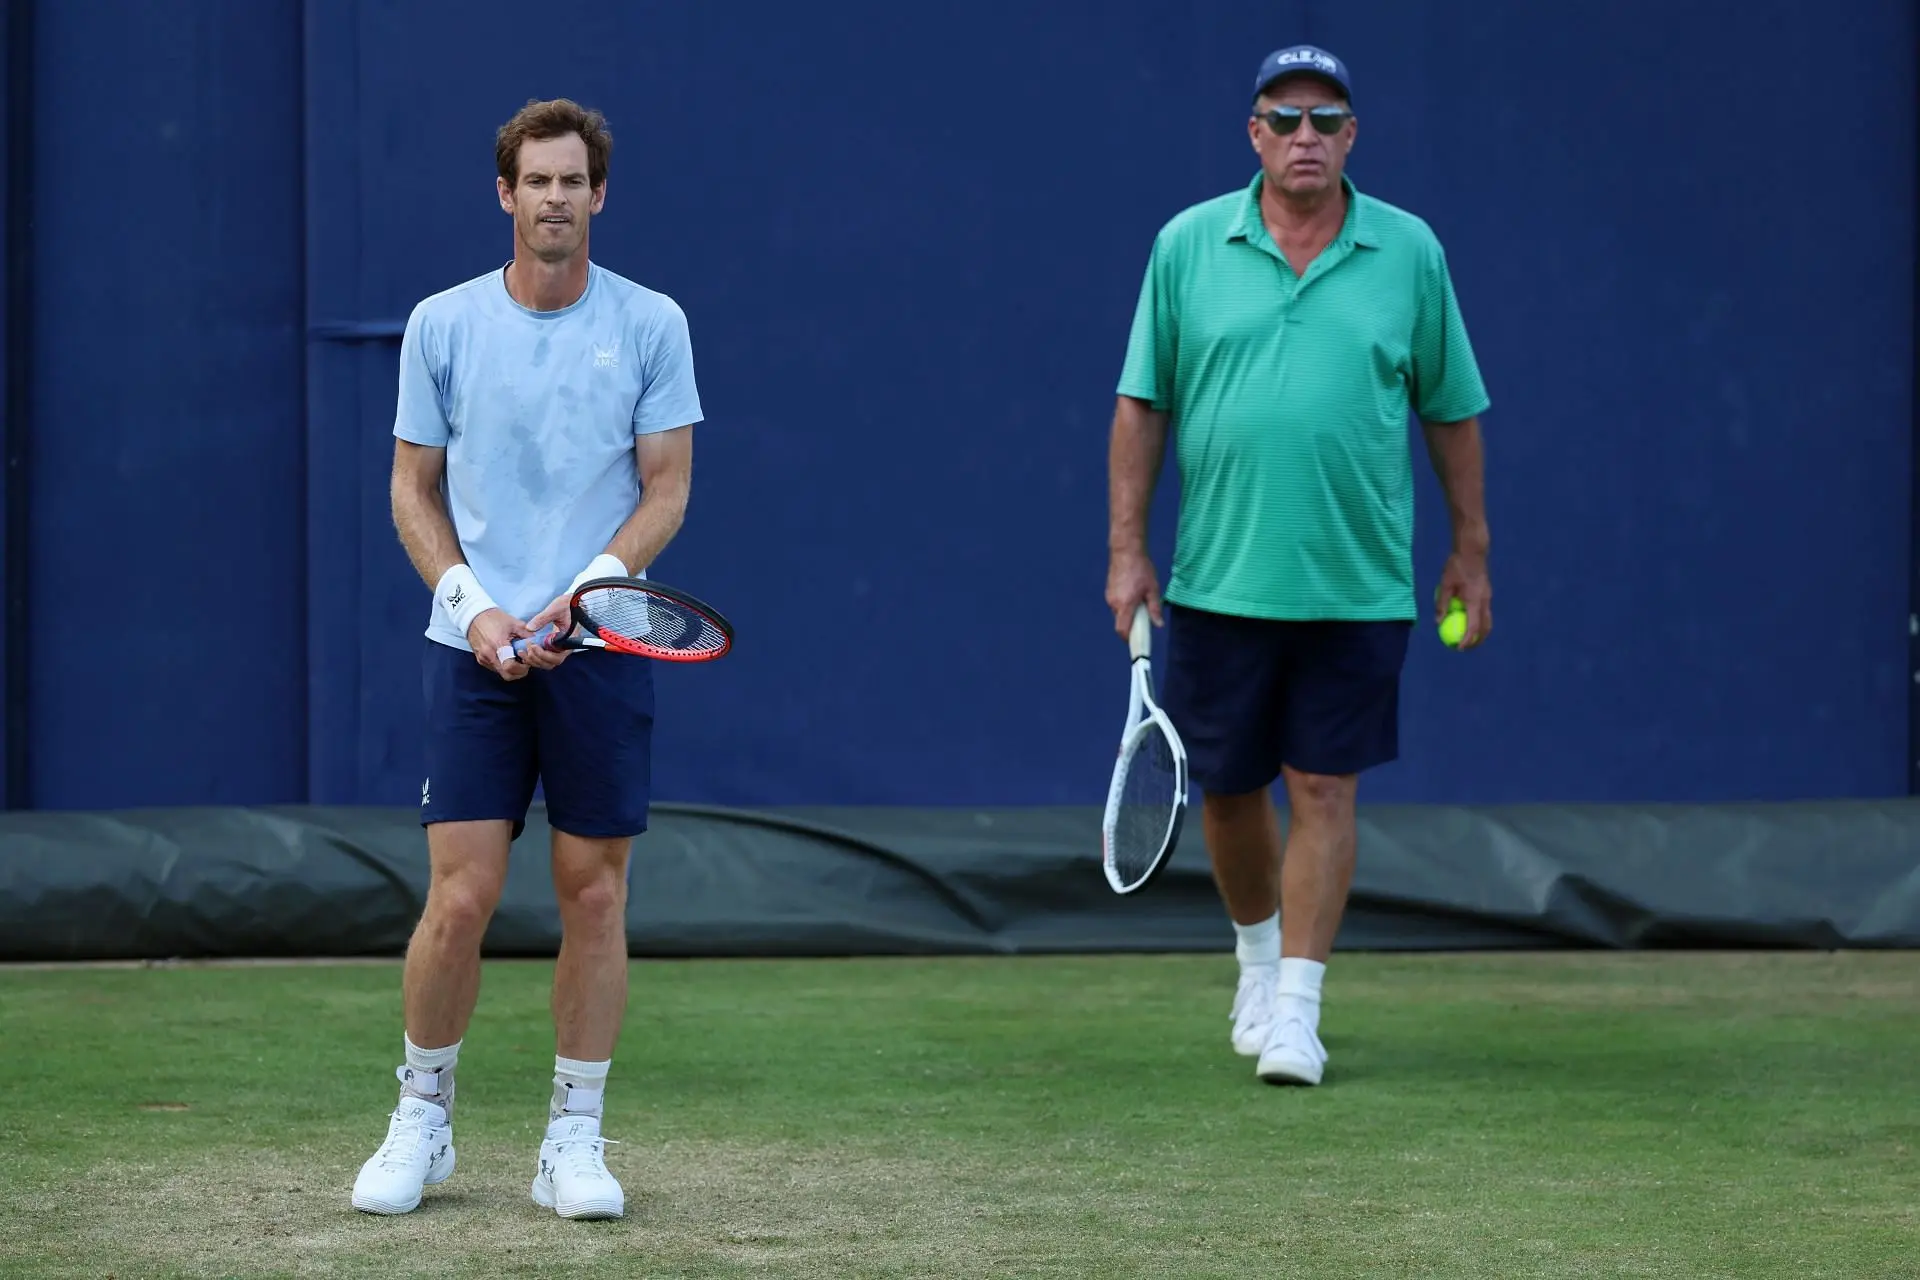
[1202,788,1285,928]
[547,831,633,1119]
[351,819,511,1215]
[1203,788,1290,1054]
[1256,766,1359,1086]
[1277,766,1360,968]
[398,819,514,1113]
[524,828,635,1223]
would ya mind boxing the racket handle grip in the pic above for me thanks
[496,623,567,665]
[1129,603,1152,660]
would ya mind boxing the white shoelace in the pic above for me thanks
[1232,968,1277,1026]
[372,1112,437,1170]
[552,1135,620,1181]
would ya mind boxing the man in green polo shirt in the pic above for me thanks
[1105,43,1493,1087]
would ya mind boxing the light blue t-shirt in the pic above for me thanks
[393,261,704,650]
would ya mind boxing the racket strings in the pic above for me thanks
[581,586,730,657]
[1109,726,1182,886]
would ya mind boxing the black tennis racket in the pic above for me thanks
[496,576,733,665]
[1100,603,1189,894]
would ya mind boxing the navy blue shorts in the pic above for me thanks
[418,637,655,841]
[1160,603,1412,794]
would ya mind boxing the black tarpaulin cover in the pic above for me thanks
[2,801,1915,962]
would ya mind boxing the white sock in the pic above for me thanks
[401,1034,460,1115]
[552,1055,611,1121]
[1278,957,1327,1032]
[1233,913,1281,970]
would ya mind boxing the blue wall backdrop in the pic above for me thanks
[3,0,1914,811]
[1,0,20,809]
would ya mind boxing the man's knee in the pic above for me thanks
[552,835,631,923]
[1282,767,1357,826]
[560,870,626,920]
[421,822,511,940]
[1203,787,1275,827]
[421,873,505,942]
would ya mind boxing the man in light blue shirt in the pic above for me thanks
[393,249,702,652]
[353,97,702,1225]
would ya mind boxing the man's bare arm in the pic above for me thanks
[391,440,467,587]
[1421,415,1494,647]
[1108,396,1169,554]
[603,424,694,575]
[1105,396,1171,631]
[1419,416,1489,558]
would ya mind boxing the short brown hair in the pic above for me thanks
[495,98,613,190]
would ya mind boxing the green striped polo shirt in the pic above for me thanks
[1117,172,1490,622]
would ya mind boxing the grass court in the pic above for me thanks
[0,950,1914,1277]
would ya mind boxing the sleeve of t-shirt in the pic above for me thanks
[633,299,705,436]
[392,303,451,447]
[1409,236,1492,424]
[1115,232,1177,411]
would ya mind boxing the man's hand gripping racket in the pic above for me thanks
[497,576,734,666]
[1101,603,1190,894]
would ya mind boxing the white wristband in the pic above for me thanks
[435,563,498,636]
[569,553,630,594]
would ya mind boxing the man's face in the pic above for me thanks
[1247,76,1356,199]
[498,134,604,263]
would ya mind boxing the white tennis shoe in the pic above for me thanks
[351,1096,455,1214]
[531,1114,625,1220]
[1256,1013,1328,1086]
[1230,964,1278,1056]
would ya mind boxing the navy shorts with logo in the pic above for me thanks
[418,636,655,841]
[1160,602,1412,794]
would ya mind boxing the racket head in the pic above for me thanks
[570,576,734,662]
[1101,684,1190,895]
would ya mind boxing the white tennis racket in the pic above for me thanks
[1100,602,1190,894]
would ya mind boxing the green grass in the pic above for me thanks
[0,951,1914,1277]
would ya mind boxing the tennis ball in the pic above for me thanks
[1438,598,1468,648]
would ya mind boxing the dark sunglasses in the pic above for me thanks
[1256,105,1353,135]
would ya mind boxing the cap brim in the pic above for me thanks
[1254,69,1351,102]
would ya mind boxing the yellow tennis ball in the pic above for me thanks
[1439,599,1467,648]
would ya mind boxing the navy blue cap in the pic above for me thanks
[1252,45,1353,103]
